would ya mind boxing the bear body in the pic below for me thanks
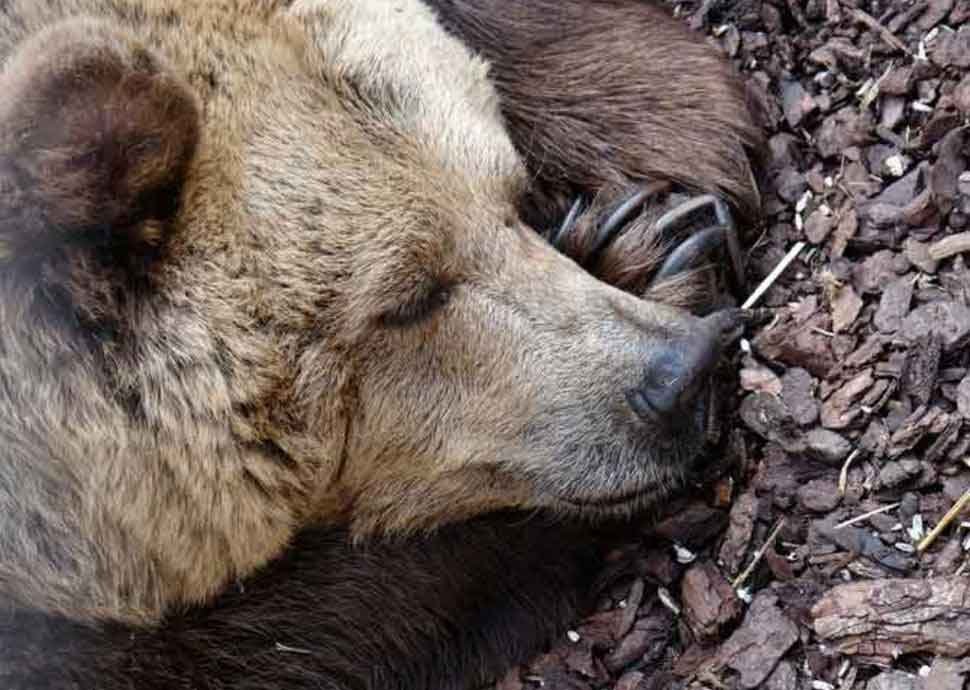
[0,1,760,687]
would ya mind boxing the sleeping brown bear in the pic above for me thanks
[0,0,762,688]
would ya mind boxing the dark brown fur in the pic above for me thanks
[0,19,199,258]
[427,0,765,224]
[0,0,761,688]
[1,515,599,690]
[426,0,765,308]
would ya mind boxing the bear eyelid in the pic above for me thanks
[379,282,453,329]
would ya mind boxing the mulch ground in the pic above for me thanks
[494,1,970,688]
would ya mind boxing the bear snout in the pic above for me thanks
[625,308,743,431]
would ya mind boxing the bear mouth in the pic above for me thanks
[549,389,720,513]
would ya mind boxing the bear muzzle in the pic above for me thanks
[626,308,744,433]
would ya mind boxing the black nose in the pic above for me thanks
[626,310,741,423]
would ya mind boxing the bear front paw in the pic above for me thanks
[544,186,747,315]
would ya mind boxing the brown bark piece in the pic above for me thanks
[932,30,970,68]
[681,560,742,641]
[798,478,842,512]
[804,428,852,465]
[562,639,599,680]
[888,406,947,458]
[649,501,728,548]
[816,107,874,158]
[831,284,864,333]
[740,357,783,395]
[873,275,913,333]
[903,238,939,274]
[805,206,835,244]
[604,614,672,673]
[867,670,920,690]
[900,334,942,407]
[821,368,874,429]
[780,367,819,426]
[753,311,837,379]
[901,301,970,353]
[615,671,647,690]
[925,657,970,690]
[719,490,757,575]
[812,578,970,662]
[740,392,807,452]
[929,129,966,215]
[764,660,798,690]
[854,250,899,295]
[716,592,799,688]
[831,208,858,257]
[957,375,970,420]
[615,578,645,640]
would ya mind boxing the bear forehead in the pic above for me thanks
[166,2,523,217]
[80,0,526,281]
[0,0,523,242]
[0,0,530,332]
[290,0,524,180]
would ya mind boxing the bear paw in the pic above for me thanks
[544,186,747,315]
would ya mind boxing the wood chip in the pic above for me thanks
[813,578,970,662]
[831,284,863,333]
[929,231,970,261]
[717,592,799,688]
[681,561,742,641]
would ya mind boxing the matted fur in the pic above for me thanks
[0,0,761,688]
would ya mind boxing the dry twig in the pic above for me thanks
[732,518,786,590]
[838,449,860,496]
[918,490,970,554]
[851,8,912,55]
[834,502,900,530]
[742,242,806,309]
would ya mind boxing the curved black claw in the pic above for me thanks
[549,183,670,267]
[546,186,746,298]
[653,225,727,282]
[549,196,585,251]
[587,182,668,262]
[649,194,745,292]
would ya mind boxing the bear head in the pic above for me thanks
[0,0,737,622]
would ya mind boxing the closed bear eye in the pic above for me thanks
[380,283,453,328]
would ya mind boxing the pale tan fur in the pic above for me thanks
[0,0,732,626]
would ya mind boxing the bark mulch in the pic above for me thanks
[497,1,970,688]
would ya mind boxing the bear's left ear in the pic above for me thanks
[0,19,200,263]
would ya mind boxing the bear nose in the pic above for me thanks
[626,309,742,424]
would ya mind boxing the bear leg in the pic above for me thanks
[425,0,764,225]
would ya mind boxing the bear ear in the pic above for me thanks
[0,19,200,263]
